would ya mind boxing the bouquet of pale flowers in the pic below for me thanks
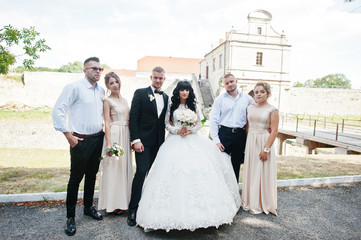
[175,108,198,128]
[99,143,124,161]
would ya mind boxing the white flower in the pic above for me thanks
[99,143,124,161]
[175,108,197,127]
[148,94,155,102]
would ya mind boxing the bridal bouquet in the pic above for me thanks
[99,143,124,161]
[175,108,198,127]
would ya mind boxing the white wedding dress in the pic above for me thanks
[136,104,241,232]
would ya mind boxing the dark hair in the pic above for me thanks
[169,81,197,124]
[84,57,100,67]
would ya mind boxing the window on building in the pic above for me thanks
[257,27,262,35]
[219,54,223,69]
[256,52,263,65]
[212,58,216,71]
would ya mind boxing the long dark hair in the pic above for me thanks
[169,81,197,124]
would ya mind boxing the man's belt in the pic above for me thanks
[219,125,245,133]
[72,131,104,138]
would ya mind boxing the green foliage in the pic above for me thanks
[0,107,52,120]
[3,74,23,83]
[0,25,51,74]
[201,116,207,126]
[101,64,111,69]
[313,73,351,89]
[293,73,351,89]
[293,82,304,87]
[15,65,59,73]
[58,61,83,73]
[14,61,110,73]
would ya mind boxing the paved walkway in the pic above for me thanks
[1,184,360,240]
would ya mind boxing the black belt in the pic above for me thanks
[72,131,104,138]
[219,125,245,134]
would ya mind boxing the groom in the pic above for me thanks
[127,66,169,226]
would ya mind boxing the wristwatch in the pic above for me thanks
[263,148,270,153]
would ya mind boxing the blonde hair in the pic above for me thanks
[254,81,271,96]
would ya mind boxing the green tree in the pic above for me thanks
[101,64,111,69]
[0,25,51,74]
[293,74,351,89]
[15,65,58,73]
[293,81,304,87]
[303,79,314,88]
[59,61,83,73]
[313,73,351,89]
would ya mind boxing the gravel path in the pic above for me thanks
[0,184,360,240]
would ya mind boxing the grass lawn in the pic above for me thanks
[0,107,52,122]
[1,147,360,194]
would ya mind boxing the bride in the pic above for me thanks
[136,81,241,232]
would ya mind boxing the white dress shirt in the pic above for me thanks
[150,86,164,117]
[210,90,254,144]
[52,78,105,134]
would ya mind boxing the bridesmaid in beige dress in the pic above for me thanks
[242,81,279,215]
[98,72,133,215]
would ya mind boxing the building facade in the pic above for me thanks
[200,9,292,107]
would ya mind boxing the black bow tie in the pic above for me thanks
[154,90,163,95]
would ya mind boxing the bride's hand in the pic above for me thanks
[177,127,187,137]
[184,130,192,136]
[177,129,185,137]
[177,129,192,137]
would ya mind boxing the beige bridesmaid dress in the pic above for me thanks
[242,104,278,215]
[98,97,133,212]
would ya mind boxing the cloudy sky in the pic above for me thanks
[1,0,361,88]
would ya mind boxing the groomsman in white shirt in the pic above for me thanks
[52,57,105,236]
[210,73,254,182]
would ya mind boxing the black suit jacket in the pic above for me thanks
[129,86,169,147]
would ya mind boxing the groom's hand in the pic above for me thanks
[133,142,144,153]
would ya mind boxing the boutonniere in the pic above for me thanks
[101,96,104,102]
[148,93,155,102]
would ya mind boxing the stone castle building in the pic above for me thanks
[200,9,292,108]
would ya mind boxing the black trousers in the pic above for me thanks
[218,126,247,182]
[128,144,160,212]
[66,134,104,218]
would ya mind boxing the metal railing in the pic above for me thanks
[280,113,361,143]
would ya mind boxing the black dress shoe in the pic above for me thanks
[64,217,76,236]
[127,210,136,226]
[84,206,103,220]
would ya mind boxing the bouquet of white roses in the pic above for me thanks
[99,143,124,161]
[175,108,198,127]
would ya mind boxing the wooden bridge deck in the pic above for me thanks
[278,128,361,154]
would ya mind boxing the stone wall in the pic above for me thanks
[0,72,176,107]
[1,72,361,115]
[279,88,361,115]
